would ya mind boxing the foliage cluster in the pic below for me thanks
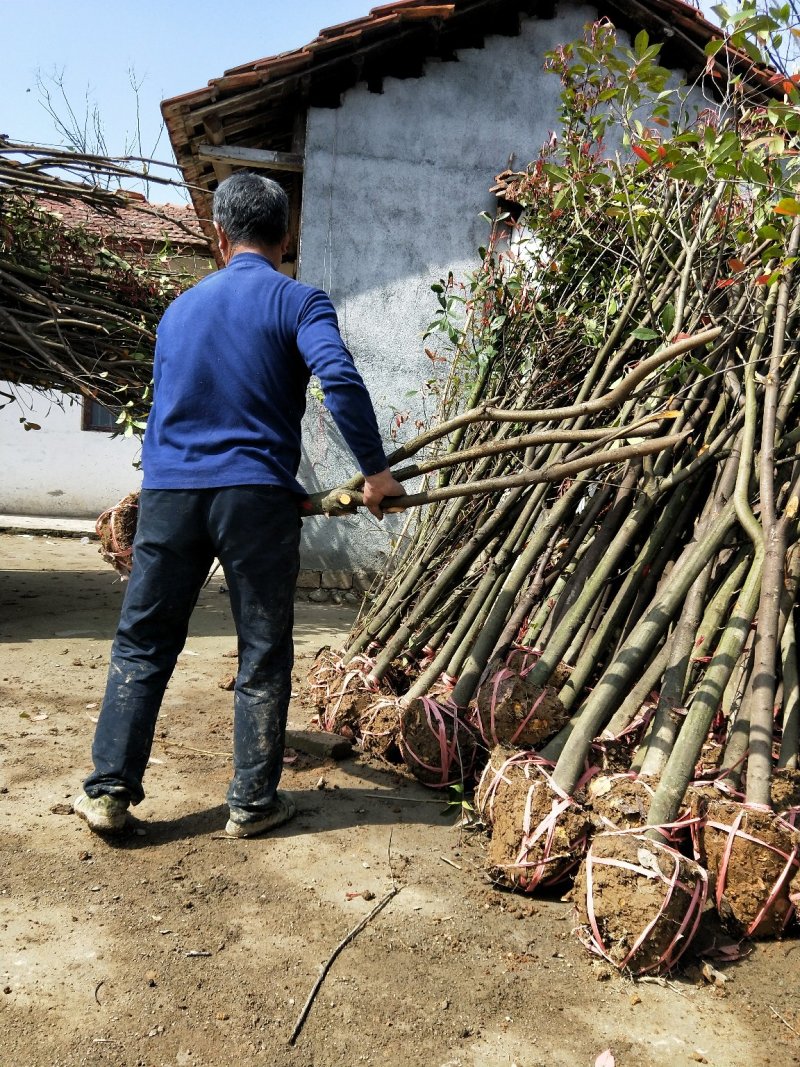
[0,141,195,435]
[426,4,800,426]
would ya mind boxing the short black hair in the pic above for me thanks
[212,171,289,246]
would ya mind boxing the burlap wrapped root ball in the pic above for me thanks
[96,491,140,577]
[486,764,591,892]
[474,745,551,828]
[574,832,708,975]
[472,656,571,749]
[695,796,800,937]
[398,696,479,789]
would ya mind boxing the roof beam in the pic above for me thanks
[196,143,304,173]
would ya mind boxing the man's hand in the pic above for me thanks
[362,469,405,520]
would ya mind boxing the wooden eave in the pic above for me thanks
[161,0,781,266]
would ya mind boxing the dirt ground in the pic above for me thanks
[1,531,799,1067]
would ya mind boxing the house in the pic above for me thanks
[0,197,211,516]
[160,0,757,575]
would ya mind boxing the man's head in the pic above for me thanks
[212,172,289,264]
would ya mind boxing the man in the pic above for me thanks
[74,171,403,838]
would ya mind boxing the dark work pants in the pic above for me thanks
[84,486,301,819]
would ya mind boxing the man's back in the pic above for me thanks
[142,251,387,494]
[142,252,313,493]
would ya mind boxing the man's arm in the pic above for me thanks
[296,288,404,518]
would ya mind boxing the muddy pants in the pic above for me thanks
[83,486,302,818]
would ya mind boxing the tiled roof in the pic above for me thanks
[161,0,778,259]
[39,195,211,254]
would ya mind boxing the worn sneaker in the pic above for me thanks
[73,791,129,833]
[225,791,297,838]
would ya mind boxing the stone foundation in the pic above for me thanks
[294,570,375,604]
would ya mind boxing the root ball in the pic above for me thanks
[587,774,656,832]
[574,832,708,974]
[96,491,139,577]
[474,745,550,828]
[359,697,403,762]
[473,661,569,749]
[696,798,800,937]
[398,697,479,789]
[486,767,591,892]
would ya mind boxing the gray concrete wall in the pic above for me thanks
[297,4,602,570]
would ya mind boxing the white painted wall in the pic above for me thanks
[297,4,603,569]
[0,388,142,516]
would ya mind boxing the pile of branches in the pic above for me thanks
[308,16,800,974]
[0,138,196,430]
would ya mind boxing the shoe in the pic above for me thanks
[73,791,129,833]
[225,791,297,838]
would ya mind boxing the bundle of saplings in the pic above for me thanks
[0,138,196,433]
[309,10,800,972]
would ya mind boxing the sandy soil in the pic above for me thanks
[1,531,799,1067]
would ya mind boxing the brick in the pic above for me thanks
[352,569,376,593]
[321,569,353,590]
[285,728,352,760]
[296,570,321,589]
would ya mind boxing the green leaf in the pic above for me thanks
[660,303,676,335]
[632,327,659,341]
[634,28,649,57]
[774,197,800,216]
[757,224,782,241]
[689,358,714,377]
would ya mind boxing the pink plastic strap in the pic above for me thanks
[582,837,707,974]
[399,697,472,788]
[709,809,800,933]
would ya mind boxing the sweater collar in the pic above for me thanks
[227,252,277,270]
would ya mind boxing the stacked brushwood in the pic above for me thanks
[307,22,800,973]
[0,137,196,429]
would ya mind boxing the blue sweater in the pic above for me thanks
[141,253,387,494]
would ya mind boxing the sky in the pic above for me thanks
[2,0,374,199]
[3,0,720,202]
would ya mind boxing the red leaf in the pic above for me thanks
[727,258,745,272]
[756,274,771,284]
[632,145,654,165]
[715,279,737,288]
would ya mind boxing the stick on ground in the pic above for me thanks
[288,886,400,1046]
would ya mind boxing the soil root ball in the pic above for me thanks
[486,764,592,892]
[574,832,708,975]
[306,647,345,711]
[359,697,403,762]
[474,745,552,828]
[588,774,656,832]
[472,653,570,749]
[696,798,800,937]
[772,769,800,818]
[398,696,479,789]
[96,491,139,578]
[307,652,382,741]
